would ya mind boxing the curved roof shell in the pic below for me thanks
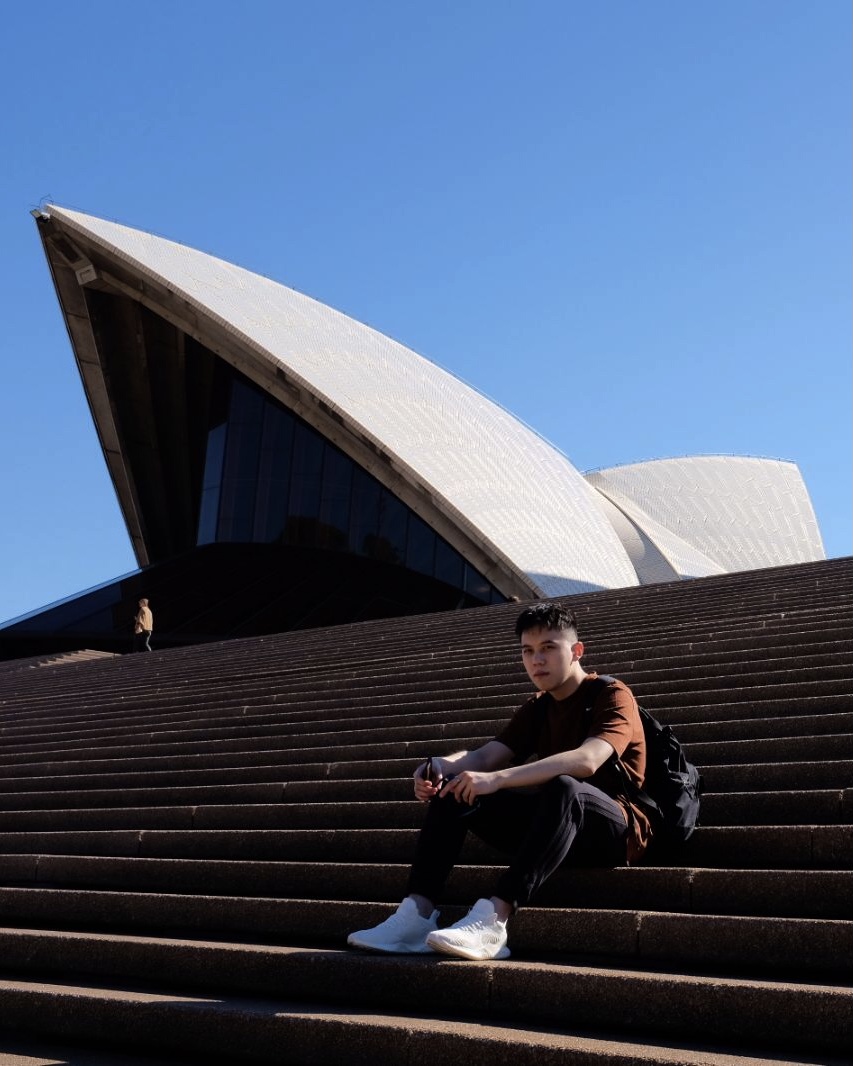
[585,455,825,580]
[38,206,638,597]
[36,206,825,598]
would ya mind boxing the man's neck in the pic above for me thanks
[549,669,590,703]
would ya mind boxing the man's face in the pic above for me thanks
[520,626,580,697]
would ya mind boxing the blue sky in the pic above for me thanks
[0,1,849,625]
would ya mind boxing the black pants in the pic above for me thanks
[406,775,628,911]
[133,630,152,652]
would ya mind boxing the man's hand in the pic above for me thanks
[440,770,500,806]
[413,757,445,803]
[412,743,512,804]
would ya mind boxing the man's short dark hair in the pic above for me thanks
[514,603,579,639]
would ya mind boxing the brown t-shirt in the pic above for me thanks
[495,673,651,863]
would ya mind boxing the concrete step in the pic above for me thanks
[1,701,850,769]
[0,1030,204,1066]
[700,789,852,826]
[0,750,849,804]
[0,890,848,977]
[675,712,853,743]
[0,726,849,788]
[1,617,848,719]
[703,760,853,792]
[0,929,850,1058]
[1,627,849,706]
[0,557,849,1065]
[2,681,849,756]
[3,854,851,919]
[0,824,849,869]
[1,976,847,1066]
[0,781,291,810]
[591,642,852,682]
[0,669,844,754]
[2,634,849,721]
[0,785,847,835]
[2,679,848,755]
[681,733,850,765]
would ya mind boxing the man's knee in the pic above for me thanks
[544,774,584,800]
[536,775,589,820]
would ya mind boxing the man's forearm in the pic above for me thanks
[438,749,481,773]
[438,742,510,775]
[433,750,467,771]
[493,744,605,789]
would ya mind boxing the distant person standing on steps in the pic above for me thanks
[133,598,153,652]
[348,603,650,961]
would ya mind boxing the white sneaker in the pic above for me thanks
[347,898,439,954]
[425,898,510,961]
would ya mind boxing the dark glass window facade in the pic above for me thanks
[197,374,504,604]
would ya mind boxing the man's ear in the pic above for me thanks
[572,640,584,661]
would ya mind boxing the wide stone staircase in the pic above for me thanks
[0,557,849,1065]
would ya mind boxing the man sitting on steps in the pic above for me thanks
[348,603,651,961]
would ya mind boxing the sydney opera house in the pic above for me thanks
[0,206,824,656]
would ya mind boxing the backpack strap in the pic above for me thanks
[581,677,664,825]
[609,749,662,820]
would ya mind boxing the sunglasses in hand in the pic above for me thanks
[423,757,481,816]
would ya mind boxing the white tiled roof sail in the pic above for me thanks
[585,456,825,580]
[44,206,826,596]
[47,206,637,596]
[586,490,726,584]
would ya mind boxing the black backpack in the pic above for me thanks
[581,676,704,848]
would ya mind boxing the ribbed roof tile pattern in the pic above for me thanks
[41,207,826,595]
[46,206,638,596]
[585,456,825,579]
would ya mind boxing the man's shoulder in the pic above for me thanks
[583,673,637,712]
[585,672,633,693]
